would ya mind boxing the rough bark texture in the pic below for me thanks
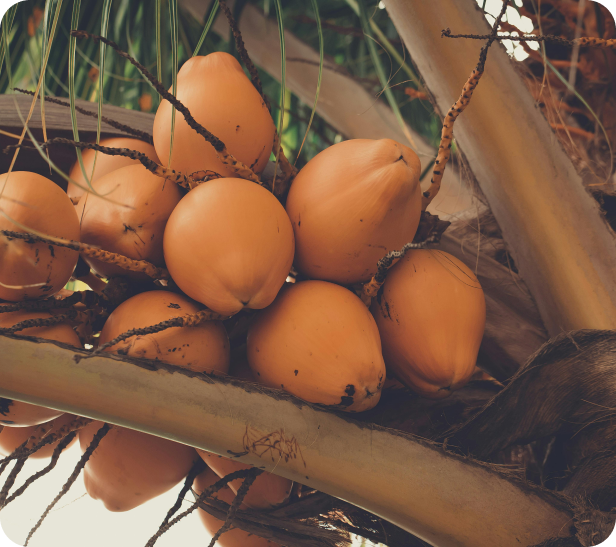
[449,330,616,513]
[384,0,616,334]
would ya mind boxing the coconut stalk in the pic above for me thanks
[0,333,597,547]
[177,0,473,217]
[382,0,616,334]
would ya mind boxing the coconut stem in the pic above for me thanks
[0,417,91,480]
[1,432,77,509]
[24,422,110,546]
[34,138,195,188]
[77,309,230,362]
[0,311,77,335]
[159,458,207,529]
[0,291,95,313]
[217,0,298,190]
[70,30,262,184]
[441,29,616,49]
[0,230,170,280]
[421,0,510,211]
[208,468,263,547]
[13,88,154,144]
[361,234,442,306]
[144,468,262,547]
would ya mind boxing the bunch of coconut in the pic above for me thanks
[0,48,486,537]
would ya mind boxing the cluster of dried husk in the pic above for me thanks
[0,2,615,546]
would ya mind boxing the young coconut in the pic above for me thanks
[79,420,197,512]
[67,137,160,203]
[76,164,182,279]
[370,250,486,398]
[0,413,78,458]
[194,467,281,547]
[0,308,82,426]
[163,178,294,316]
[197,450,292,510]
[153,53,275,177]
[247,280,385,412]
[0,172,80,301]
[285,139,422,284]
[98,290,230,374]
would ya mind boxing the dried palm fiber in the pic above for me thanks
[0,413,79,459]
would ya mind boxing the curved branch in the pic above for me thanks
[0,332,590,547]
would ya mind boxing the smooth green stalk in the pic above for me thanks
[295,0,323,164]
[68,0,91,187]
[354,0,416,149]
[156,0,162,84]
[92,0,113,182]
[271,0,286,192]
[544,56,613,183]
[346,0,422,89]
[193,1,219,57]
[168,0,178,167]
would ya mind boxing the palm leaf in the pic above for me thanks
[92,0,113,181]
[271,0,286,191]
[193,0,218,57]
[354,0,417,150]
[168,0,178,167]
[295,0,323,164]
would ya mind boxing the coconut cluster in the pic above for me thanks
[0,51,485,536]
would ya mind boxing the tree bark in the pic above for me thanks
[0,333,581,547]
[384,0,616,334]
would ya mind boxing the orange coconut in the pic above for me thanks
[285,139,422,284]
[370,250,486,399]
[163,178,294,315]
[67,137,160,203]
[194,467,280,547]
[197,450,292,509]
[76,163,182,278]
[0,172,80,301]
[247,280,385,412]
[153,53,275,177]
[79,421,197,512]
[98,290,230,374]
[0,308,81,426]
[0,413,78,459]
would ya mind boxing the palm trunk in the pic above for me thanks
[383,0,616,334]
